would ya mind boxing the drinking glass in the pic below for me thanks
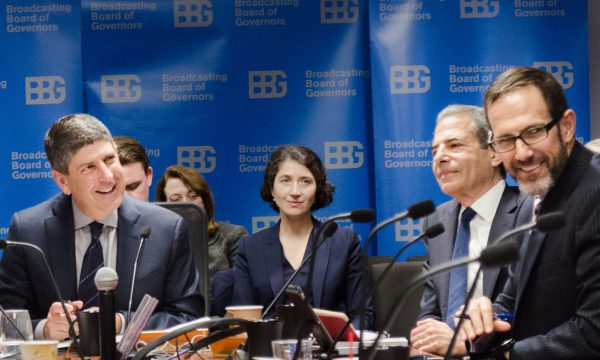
[0,309,33,355]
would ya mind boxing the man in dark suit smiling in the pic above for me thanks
[459,67,600,359]
[0,114,203,340]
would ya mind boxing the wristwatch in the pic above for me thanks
[491,338,515,360]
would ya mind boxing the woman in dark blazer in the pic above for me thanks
[232,144,373,329]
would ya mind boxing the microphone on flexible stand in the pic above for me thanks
[357,200,436,349]
[293,209,373,360]
[0,239,80,349]
[126,226,151,326]
[326,223,445,358]
[261,222,339,319]
[443,211,566,360]
[363,239,520,360]
[95,267,118,360]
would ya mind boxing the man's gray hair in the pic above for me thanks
[44,113,114,174]
[436,104,489,149]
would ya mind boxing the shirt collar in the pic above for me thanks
[72,198,119,230]
[467,180,506,223]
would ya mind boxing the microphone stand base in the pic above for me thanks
[358,344,408,360]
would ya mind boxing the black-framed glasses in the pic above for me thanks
[488,117,561,153]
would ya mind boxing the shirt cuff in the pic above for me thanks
[34,319,47,340]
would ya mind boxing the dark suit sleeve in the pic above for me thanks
[0,213,42,319]
[145,217,204,328]
[508,200,600,359]
[416,214,443,321]
[232,236,257,306]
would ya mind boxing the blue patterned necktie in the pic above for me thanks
[78,221,104,309]
[446,207,476,328]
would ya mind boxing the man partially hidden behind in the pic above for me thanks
[114,135,154,202]
[410,105,530,357]
[0,114,203,340]
[458,67,600,359]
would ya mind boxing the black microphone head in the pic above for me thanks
[408,200,435,219]
[323,222,339,238]
[424,223,444,239]
[535,211,565,232]
[350,209,375,223]
[0,239,7,249]
[94,267,119,291]
[140,226,152,238]
[479,240,519,268]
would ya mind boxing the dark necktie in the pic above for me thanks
[78,221,104,309]
[446,207,476,328]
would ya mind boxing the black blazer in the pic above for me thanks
[491,143,600,359]
[232,218,374,328]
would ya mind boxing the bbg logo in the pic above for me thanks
[173,0,213,28]
[252,216,280,234]
[395,218,421,242]
[177,145,216,173]
[324,141,364,169]
[460,0,500,18]
[248,70,287,99]
[101,75,142,103]
[533,61,574,89]
[321,0,358,24]
[25,76,65,105]
[390,65,430,94]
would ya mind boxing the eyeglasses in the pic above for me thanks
[488,117,560,153]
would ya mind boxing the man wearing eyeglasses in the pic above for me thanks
[456,67,600,359]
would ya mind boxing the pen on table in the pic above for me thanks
[454,313,514,321]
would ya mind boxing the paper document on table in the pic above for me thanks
[117,294,158,359]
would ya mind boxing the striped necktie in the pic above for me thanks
[78,221,104,309]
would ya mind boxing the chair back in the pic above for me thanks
[155,202,210,315]
[367,261,425,338]
[367,255,394,266]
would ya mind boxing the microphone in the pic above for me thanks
[261,222,339,319]
[0,239,80,348]
[357,200,435,347]
[443,210,566,359]
[363,240,520,360]
[327,223,444,358]
[95,267,118,360]
[491,211,565,245]
[286,210,373,360]
[126,226,151,326]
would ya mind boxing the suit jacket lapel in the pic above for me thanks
[265,225,285,299]
[483,188,518,296]
[439,202,460,311]
[46,195,77,299]
[115,197,143,304]
[312,227,331,308]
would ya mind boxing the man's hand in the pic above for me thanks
[410,318,467,356]
[43,301,83,340]
[456,297,511,342]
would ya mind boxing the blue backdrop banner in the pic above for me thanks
[369,0,588,259]
[0,0,589,260]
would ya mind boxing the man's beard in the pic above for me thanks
[513,137,569,198]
